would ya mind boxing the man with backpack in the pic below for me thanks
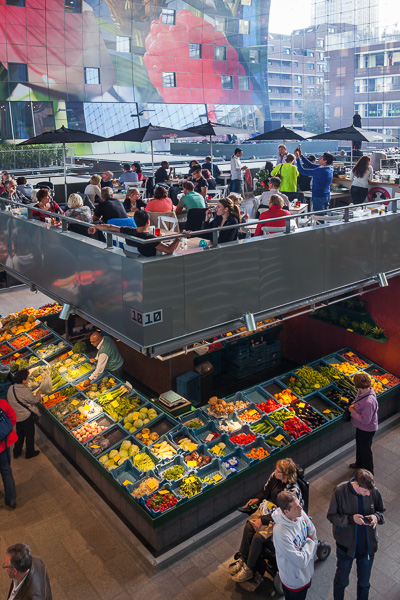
[0,397,18,509]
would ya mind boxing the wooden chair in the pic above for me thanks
[148,211,179,232]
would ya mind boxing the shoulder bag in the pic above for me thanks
[12,385,40,423]
[0,407,13,443]
[341,391,369,422]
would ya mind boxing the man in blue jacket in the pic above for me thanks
[294,148,334,211]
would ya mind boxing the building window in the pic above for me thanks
[307,76,315,84]
[215,17,226,32]
[318,52,324,60]
[306,50,315,57]
[317,63,324,72]
[161,9,175,25]
[221,75,233,90]
[294,75,302,83]
[64,0,81,12]
[283,47,291,55]
[8,63,28,83]
[268,45,274,52]
[249,49,260,63]
[241,0,252,5]
[116,36,131,53]
[189,43,202,59]
[239,20,250,35]
[307,63,315,70]
[317,39,324,48]
[294,87,302,96]
[215,45,227,61]
[84,68,100,85]
[6,0,25,5]
[162,71,176,87]
[238,76,250,91]
[294,61,299,67]
[10,101,34,139]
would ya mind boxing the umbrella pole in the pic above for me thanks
[350,144,353,168]
[63,143,67,202]
[151,140,154,179]
[210,135,213,174]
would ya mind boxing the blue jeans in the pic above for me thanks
[333,546,374,600]
[312,195,330,211]
[231,179,242,194]
[0,447,17,506]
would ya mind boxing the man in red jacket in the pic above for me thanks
[0,398,17,508]
[254,194,291,237]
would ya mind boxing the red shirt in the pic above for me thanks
[146,198,174,213]
[0,398,18,452]
[254,206,291,237]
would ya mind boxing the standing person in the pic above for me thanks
[0,397,17,508]
[271,154,299,203]
[272,491,317,600]
[230,148,247,193]
[83,332,124,386]
[297,155,316,193]
[327,469,385,600]
[294,149,334,211]
[4,543,52,599]
[119,163,138,185]
[7,369,40,459]
[350,156,373,204]
[277,144,288,164]
[348,373,378,474]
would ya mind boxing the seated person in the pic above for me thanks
[84,174,102,204]
[146,185,174,212]
[65,193,93,223]
[258,177,289,215]
[203,198,239,244]
[123,188,146,214]
[202,156,221,180]
[16,177,33,200]
[0,171,11,195]
[227,192,248,223]
[32,188,64,222]
[254,195,291,237]
[191,166,208,198]
[133,162,144,182]
[155,161,173,185]
[101,171,114,188]
[89,210,182,257]
[230,459,303,583]
[118,163,138,185]
[1,179,31,204]
[93,187,128,223]
[187,160,201,179]
[202,169,216,190]
[176,181,206,215]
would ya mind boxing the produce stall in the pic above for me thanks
[1,308,399,553]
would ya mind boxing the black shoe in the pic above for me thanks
[5,502,16,509]
[349,463,359,470]
[13,452,21,459]
[26,450,40,459]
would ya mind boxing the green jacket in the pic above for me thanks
[271,163,299,193]
[101,336,123,372]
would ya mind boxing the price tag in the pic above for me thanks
[111,400,119,408]
[226,332,232,337]
[213,445,221,454]
[213,474,223,482]
[83,404,91,411]
[381,378,389,385]
[14,353,20,358]
[158,490,169,495]
[68,351,73,356]
[122,480,131,486]
[91,445,100,449]
[346,328,354,332]
[323,409,332,414]
[314,384,321,389]
[113,454,120,462]
[109,378,115,384]
[275,434,284,441]
[132,412,139,420]
[71,399,79,406]
[42,397,48,403]
[187,460,197,467]
[248,409,258,416]
[106,393,114,401]
[49,394,55,400]
[205,434,214,442]
[341,397,349,403]
[347,352,354,356]
[148,480,157,489]
[333,375,340,379]
[298,403,306,408]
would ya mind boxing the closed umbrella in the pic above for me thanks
[18,126,107,201]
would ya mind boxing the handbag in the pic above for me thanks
[0,407,13,443]
[12,386,40,423]
[341,391,368,422]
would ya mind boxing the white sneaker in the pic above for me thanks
[232,565,253,582]
[228,558,244,575]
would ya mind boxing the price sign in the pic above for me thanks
[381,378,389,385]
[158,490,169,495]
[111,400,119,408]
[323,409,332,414]
[341,397,349,403]
[205,434,214,442]
[83,404,91,411]
[148,480,157,489]
[249,409,258,416]
[91,445,100,449]
[113,454,120,462]
[213,474,222,482]
[213,446,221,454]
[122,480,131,486]
[298,403,306,408]
[187,460,197,467]
[275,434,284,441]
[71,399,79,406]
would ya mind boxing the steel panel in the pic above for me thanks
[182,242,261,332]
[258,229,326,308]
[375,214,400,273]
[324,221,376,290]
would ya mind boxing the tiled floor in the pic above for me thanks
[1,419,400,600]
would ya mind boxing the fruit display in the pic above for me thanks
[20,302,62,318]
[52,352,86,371]
[283,417,311,439]
[50,394,87,419]
[184,450,212,466]
[131,477,161,498]
[183,417,205,429]
[268,408,295,428]
[273,389,299,405]
[294,366,330,389]
[340,351,369,369]
[10,334,33,350]
[0,312,36,335]
[99,440,141,470]
[132,452,156,471]
[369,378,385,395]
[78,376,116,398]
[61,411,87,431]
[250,420,274,435]
[246,446,270,460]
[265,434,290,448]
[0,343,11,357]
[256,399,281,413]
[179,475,202,498]
[151,440,177,460]
[288,401,327,429]
[4,353,39,371]
[98,389,148,422]
[238,408,263,423]
[374,373,400,388]
[136,427,160,446]
[0,331,13,343]
[161,464,186,481]
[230,433,256,445]
[145,490,178,512]
[41,386,76,408]
[176,437,198,452]
[284,376,314,397]
[72,421,107,442]
[209,441,227,456]
[29,327,51,341]
[122,404,158,433]
[32,339,69,360]
[331,362,359,375]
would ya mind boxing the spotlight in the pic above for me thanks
[242,312,257,333]
[59,303,74,320]
[377,273,388,288]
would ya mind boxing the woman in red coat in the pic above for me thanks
[0,399,17,508]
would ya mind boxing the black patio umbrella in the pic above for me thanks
[311,125,393,163]
[18,126,107,200]
[250,126,315,142]
[108,124,201,176]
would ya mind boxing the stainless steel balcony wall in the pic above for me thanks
[1,211,400,355]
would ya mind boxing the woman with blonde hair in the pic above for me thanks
[65,193,92,223]
[84,174,102,204]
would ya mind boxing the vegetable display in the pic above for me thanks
[50,394,87,419]
[99,440,141,470]
[320,406,342,420]
[152,440,177,460]
[29,327,51,341]
[340,351,369,369]
[132,452,156,471]
[179,475,202,498]
[145,490,178,512]
[72,422,107,443]
[230,433,256,445]
[374,373,400,388]
[238,408,262,423]
[246,446,270,459]
[283,417,311,439]
[161,465,186,481]
[176,437,198,452]
[10,334,33,350]
[295,366,330,389]
[136,426,160,445]
[33,340,69,359]
[288,401,326,429]
[0,344,11,357]
[96,387,143,421]
[131,477,161,498]
[41,386,76,408]
[222,457,241,472]
[184,418,205,429]
[273,389,299,405]
[61,412,87,431]
[369,378,385,395]
[250,420,274,435]
[265,434,289,448]
[284,376,314,397]
[80,377,116,398]
[256,399,280,413]
[184,451,211,466]
[324,388,352,409]
[268,409,294,427]
[122,404,157,433]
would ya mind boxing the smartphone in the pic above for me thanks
[361,516,370,525]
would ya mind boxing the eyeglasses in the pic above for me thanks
[2,565,14,570]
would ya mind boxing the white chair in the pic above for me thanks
[158,214,179,232]
[261,225,287,235]
[312,214,343,225]
[216,185,229,197]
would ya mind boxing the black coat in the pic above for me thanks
[203,214,239,244]
[8,557,52,600]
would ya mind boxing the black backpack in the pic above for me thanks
[0,407,12,443]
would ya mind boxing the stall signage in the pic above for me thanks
[131,308,163,327]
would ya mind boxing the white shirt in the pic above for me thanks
[230,155,243,180]
[9,573,29,600]
[350,165,373,188]
[89,339,108,381]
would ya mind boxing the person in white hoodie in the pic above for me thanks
[272,491,317,600]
